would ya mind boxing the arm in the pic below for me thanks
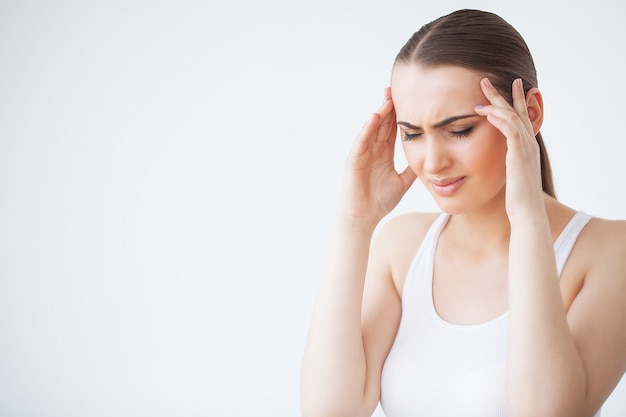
[562,223,626,415]
[300,90,416,417]
[506,214,587,416]
[477,78,626,417]
[506,216,626,417]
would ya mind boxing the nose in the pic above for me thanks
[422,136,452,174]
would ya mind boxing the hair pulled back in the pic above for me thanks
[394,9,555,198]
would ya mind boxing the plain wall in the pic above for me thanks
[1,0,624,416]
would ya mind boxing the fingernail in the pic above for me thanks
[483,78,493,88]
[475,104,485,110]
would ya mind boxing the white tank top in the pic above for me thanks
[380,211,597,417]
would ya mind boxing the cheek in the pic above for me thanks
[401,142,424,173]
[465,137,507,177]
[466,126,507,166]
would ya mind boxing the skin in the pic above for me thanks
[300,64,626,417]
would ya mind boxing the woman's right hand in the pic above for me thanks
[339,88,417,227]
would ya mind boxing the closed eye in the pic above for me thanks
[402,132,422,142]
[450,127,473,138]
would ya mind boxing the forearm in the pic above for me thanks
[507,215,587,416]
[300,215,376,417]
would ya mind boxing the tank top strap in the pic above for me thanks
[402,213,450,310]
[402,211,592,300]
[553,211,593,276]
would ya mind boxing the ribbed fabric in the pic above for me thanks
[380,212,597,417]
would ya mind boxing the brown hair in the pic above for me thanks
[394,9,555,198]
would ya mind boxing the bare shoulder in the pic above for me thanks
[585,216,626,245]
[372,212,442,296]
[563,215,626,409]
[576,216,626,303]
[561,214,626,299]
[575,216,626,271]
[546,195,626,276]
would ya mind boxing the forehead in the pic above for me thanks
[391,65,486,124]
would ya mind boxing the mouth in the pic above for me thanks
[429,176,466,196]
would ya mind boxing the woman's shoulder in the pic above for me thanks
[586,215,626,234]
[372,212,443,295]
[579,215,626,260]
[375,211,442,247]
[560,205,626,285]
[547,198,626,252]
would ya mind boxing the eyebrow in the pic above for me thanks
[397,114,477,130]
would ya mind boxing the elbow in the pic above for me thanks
[507,393,590,417]
[300,391,369,417]
[300,403,358,417]
[507,369,589,417]
[299,388,350,417]
[301,407,340,417]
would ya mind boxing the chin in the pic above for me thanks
[430,192,506,216]
[429,198,463,215]
[427,191,469,215]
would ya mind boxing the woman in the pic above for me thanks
[300,9,626,417]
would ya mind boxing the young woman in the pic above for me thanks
[300,9,626,417]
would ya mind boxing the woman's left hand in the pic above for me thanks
[474,77,545,223]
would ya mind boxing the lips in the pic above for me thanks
[429,176,467,196]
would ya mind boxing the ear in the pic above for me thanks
[525,87,544,135]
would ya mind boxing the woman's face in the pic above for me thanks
[391,64,508,215]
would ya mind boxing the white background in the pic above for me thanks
[1,0,625,416]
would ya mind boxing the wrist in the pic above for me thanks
[508,212,551,241]
[507,198,549,229]
[334,211,380,236]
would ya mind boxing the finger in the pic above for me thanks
[380,87,392,106]
[357,93,396,148]
[375,100,397,143]
[476,80,533,139]
[479,77,512,109]
[351,112,381,156]
[512,79,526,116]
[375,95,393,117]
[473,100,528,147]
[474,102,513,129]
[354,105,394,150]
[479,109,524,142]
[511,78,534,134]
[383,86,392,101]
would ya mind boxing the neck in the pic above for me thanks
[445,193,512,253]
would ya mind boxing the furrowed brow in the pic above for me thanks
[398,114,477,130]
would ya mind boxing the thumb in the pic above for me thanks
[399,166,417,191]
